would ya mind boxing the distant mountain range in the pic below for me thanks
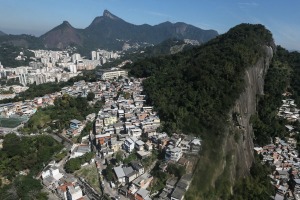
[0,10,218,54]
[0,31,6,36]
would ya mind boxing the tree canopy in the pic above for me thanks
[128,24,273,137]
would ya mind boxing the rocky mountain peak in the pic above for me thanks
[61,21,72,28]
[103,9,120,20]
[0,30,6,36]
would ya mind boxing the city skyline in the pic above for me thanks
[0,0,299,50]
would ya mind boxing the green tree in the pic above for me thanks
[167,163,186,178]
[115,151,123,163]
[87,92,95,101]
[64,152,94,173]
[65,158,81,173]
[104,164,115,182]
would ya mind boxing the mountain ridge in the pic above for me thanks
[0,31,6,36]
[0,10,218,53]
[40,20,83,49]
[40,10,218,51]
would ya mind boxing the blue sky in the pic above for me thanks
[0,0,299,50]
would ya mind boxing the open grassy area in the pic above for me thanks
[0,117,27,128]
[74,164,101,194]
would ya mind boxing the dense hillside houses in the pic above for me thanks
[0,70,202,199]
[256,96,300,200]
[90,77,201,199]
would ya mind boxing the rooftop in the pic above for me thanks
[70,119,81,124]
[136,188,149,198]
[114,166,125,178]
[171,186,185,199]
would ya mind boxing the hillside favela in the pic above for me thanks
[0,1,300,200]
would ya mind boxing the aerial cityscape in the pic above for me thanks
[0,1,300,200]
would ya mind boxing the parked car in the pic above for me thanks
[110,181,115,188]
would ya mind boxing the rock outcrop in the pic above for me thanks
[215,45,274,188]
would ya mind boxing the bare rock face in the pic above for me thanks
[232,46,274,176]
[213,45,274,189]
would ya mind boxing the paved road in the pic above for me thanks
[95,156,128,200]
[95,157,117,198]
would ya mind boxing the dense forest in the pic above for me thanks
[230,154,274,200]
[0,134,63,199]
[251,46,291,146]
[0,34,44,50]
[0,43,34,67]
[129,23,273,136]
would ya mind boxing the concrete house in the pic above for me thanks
[124,167,138,184]
[144,141,153,151]
[114,166,126,183]
[165,145,182,162]
[131,161,145,176]
[66,184,83,200]
[114,122,124,134]
[130,128,143,138]
[70,119,82,129]
[135,188,150,200]
[135,140,145,151]
[70,144,91,159]
[132,173,153,189]
[190,138,201,153]
[171,187,185,200]
[124,137,137,153]
[95,133,111,146]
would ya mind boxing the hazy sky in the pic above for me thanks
[0,0,299,50]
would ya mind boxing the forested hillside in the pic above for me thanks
[127,23,275,199]
[0,134,63,199]
[0,43,34,67]
[129,23,273,135]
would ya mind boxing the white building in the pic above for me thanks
[97,69,128,80]
[41,166,64,181]
[165,145,182,162]
[67,185,83,200]
[70,145,91,159]
[124,137,136,153]
[130,128,142,138]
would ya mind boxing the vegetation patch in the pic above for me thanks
[64,152,94,173]
[0,117,26,128]
[22,94,97,133]
[75,164,101,194]
[0,134,63,199]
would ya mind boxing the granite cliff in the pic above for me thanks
[216,44,275,187]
